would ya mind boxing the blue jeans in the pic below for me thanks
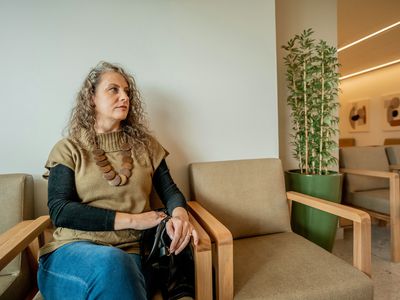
[38,241,147,300]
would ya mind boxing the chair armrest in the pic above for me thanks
[287,191,371,276]
[339,168,396,178]
[188,212,212,300]
[188,201,232,246]
[0,215,51,270]
[188,201,234,300]
[189,212,212,252]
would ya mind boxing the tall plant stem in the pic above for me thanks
[319,56,325,175]
[303,60,308,174]
[292,77,302,173]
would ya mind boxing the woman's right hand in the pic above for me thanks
[114,211,167,230]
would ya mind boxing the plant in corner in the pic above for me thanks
[282,28,342,251]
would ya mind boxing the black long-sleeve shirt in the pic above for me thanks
[47,159,186,231]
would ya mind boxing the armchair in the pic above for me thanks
[188,158,373,300]
[0,175,213,300]
[0,215,212,300]
[340,146,400,262]
[0,174,37,300]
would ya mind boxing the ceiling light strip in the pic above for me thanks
[339,58,400,80]
[338,21,400,52]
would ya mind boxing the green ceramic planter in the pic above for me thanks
[285,170,343,252]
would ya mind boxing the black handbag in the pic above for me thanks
[141,212,195,300]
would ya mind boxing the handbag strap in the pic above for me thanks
[145,216,171,264]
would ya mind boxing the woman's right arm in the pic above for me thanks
[48,164,164,231]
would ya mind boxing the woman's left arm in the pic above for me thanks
[153,159,199,254]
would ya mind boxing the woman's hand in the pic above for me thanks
[166,207,199,255]
[114,211,167,230]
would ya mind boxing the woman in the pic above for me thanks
[37,61,198,300]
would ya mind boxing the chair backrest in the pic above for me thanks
[0,174,33,275]
[189,158,291,240]
[340,146,390,192]
[385,145,400,165]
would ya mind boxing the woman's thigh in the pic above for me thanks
[38,241,146,300]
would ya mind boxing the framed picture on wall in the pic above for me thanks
[346,99,370,132]
[382,93,400,131]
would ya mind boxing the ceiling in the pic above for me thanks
[337,0,400,77]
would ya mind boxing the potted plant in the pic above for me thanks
[282,28,342,251]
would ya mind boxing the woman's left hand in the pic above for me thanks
[166,207,199,255]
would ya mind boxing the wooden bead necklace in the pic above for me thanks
[92,142,133,186]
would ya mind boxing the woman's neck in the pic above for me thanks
[94,120,121,134]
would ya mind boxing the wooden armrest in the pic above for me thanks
[187,201,232,246]
[0,215,51,270]
[287,191,370,222]
[189,212,211,252]
[340,168,398,179]
[188,201,233,300]
[188,212,212,300]
[287,191,371,276]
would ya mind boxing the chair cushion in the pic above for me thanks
[233,232,372,300]
[340,146,390,192]
[189,158,291,239]
[344,189,389,215]
[385,145,400,165]
[0,174,33,276]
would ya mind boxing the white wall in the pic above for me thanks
[339,64,400,145]
[0,1,278,213]
[275,0,338,171]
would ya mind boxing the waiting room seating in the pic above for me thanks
[0,174,42,300]
[0,174,213,300]
[340,146,400,262]
[188,158,373,299]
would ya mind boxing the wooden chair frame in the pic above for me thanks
[188,191,372,300]
[340,167,400,262]
[0,214,213,300]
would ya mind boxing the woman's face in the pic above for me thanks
[92,71,130,131]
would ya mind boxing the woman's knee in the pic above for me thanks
[93,247,143,281]
[88,248,146,299]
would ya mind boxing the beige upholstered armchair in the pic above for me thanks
[0,174,44,299]
[340,146,400,262]
[0,174,213,300]
[188,158,373,300]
